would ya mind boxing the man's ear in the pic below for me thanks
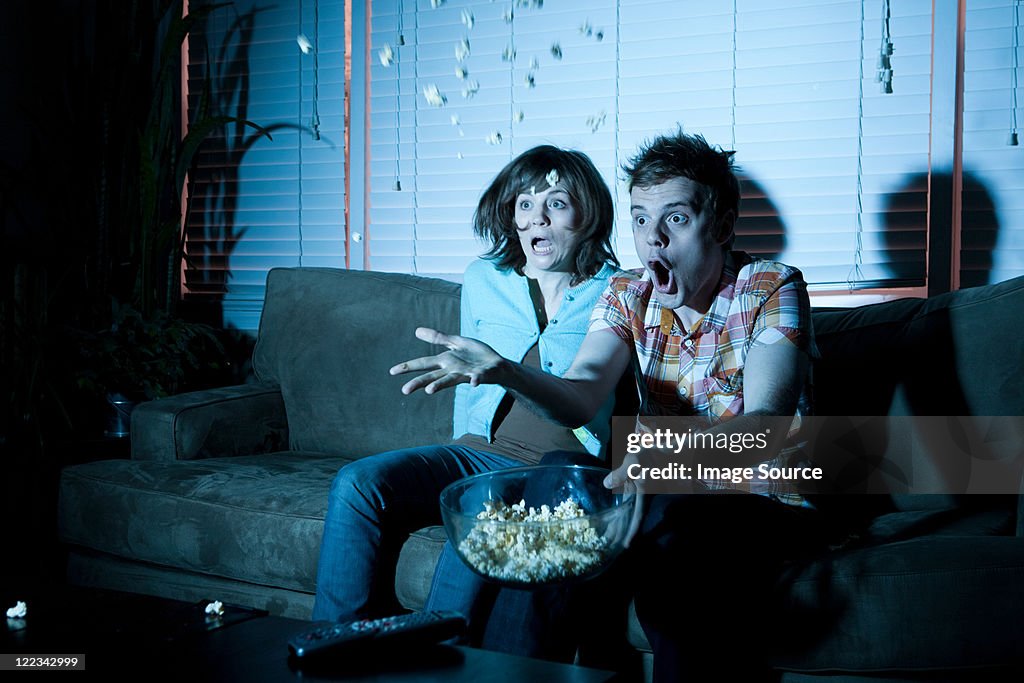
[713,210,736,245]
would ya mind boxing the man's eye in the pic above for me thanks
[633,215,648,228]
[667,213,688,226]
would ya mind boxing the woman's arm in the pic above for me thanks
[390,325,630,428]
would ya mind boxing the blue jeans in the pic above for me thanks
[311,444,521,622]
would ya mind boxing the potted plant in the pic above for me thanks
[75,300,226,437]
[79,0,268,437]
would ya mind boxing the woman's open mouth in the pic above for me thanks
[647,258,677,294]
[531,236,554,255]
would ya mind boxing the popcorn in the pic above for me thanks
[545,169,559,188]
[461,80,480,99]
[296,34,313,55]
[486,131,503,146]
[461,9,475,30]
[455,38,471,62]
[204,600,225,617]
[586,110,607,133]
[6,601,27,618]
[458,497,610,583]
[378,44,394,67]
[422,85,447,108]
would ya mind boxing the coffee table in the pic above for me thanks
[1,583,617,681]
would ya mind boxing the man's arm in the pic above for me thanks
[604,337,809,491]
[390,326,631,428]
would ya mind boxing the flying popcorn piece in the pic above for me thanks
[503,7,514,23]
[529,56,540,71]
[502,44,517,62]
[514,110,525,123]
[378,44,394,67]
[524,72,536,88]
[457,152,465,160]
[455,38,471,62]
[585,110,607,133]
[430,0,445,8]
[296,33,313,54]
[580,21,593,37]
[461,9,475,29]
[422,84,447,108]
[6,601,27,619]
[486,131,504,146]
[545,169,559,188]
[550,43,562,60]
[455,66,468,80]
[204,600,225,617]
[450,114,461,126]
[595,30,604,42]
[462,80,480,99]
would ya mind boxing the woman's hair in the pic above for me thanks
[474,145,618,283]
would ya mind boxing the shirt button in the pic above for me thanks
[684,339,694,348]
[545,361,554,368]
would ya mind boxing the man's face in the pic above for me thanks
[630,177,730,314]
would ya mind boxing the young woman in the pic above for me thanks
[312,147,620,654]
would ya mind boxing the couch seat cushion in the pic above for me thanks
[58,453,352,592]
[773,535,1024,672]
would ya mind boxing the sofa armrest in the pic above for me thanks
[130,384,288,461]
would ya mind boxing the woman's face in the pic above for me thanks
[513,185,582,276]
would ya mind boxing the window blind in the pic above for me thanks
[368,0,620,279]
[368,0,934,290]
[185,0,346,331]
[963,0,1024,289]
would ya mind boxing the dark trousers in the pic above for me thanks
[631,490,827,683]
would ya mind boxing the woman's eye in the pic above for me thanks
[519,200,532,211]
[548,199,566,209]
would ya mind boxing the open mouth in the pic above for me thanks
[531,236,554,255]
[647,257,676,294]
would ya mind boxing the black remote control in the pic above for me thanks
[288,610,467,659]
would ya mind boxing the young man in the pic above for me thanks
[393,130,825,682]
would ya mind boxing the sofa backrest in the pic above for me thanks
[253,268,461,459]
[812,274,1024,418]
[809,275,1024,515]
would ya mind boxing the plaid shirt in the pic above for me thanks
[591,251,814,504]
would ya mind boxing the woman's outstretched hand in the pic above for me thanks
[389,327,506,395]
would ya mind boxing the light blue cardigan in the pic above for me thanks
[452,259,620,457]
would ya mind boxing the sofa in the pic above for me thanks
[58,267,1024,682]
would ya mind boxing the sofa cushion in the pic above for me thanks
[252,268,462,459]
[772,535,1024,672]
[59,452,351,592]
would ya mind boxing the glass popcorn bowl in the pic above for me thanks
[439,465,636,587]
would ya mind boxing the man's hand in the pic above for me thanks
[603,452,647,548]
[389,327,505,395]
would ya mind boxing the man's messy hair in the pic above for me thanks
[623,129,740,238]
